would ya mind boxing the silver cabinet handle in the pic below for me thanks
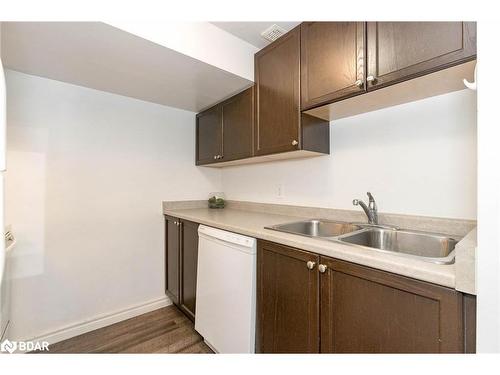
[173,221,178,225]
[318,264,328,273]
[213,155,218,160]
[355,79,364,88]
[291,140,298,146]
[366,75,377,83]
[306,261,316,270]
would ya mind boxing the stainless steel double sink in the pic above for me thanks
[265,219,458,264]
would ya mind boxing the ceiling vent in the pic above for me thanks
[260,24,287,42]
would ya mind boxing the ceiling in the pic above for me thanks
[211,22,300,49]
[1,22,253,112]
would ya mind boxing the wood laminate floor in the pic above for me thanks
[43,305,213,354]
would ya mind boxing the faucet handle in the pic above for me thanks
[366,192,374,202]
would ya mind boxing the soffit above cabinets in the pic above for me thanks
[1,22,254,112]
[211,22,300,49]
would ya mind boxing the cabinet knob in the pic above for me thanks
[355,79,364,88]
[291,140,298,146]
[213,155,218,160]
[306,261,316,270]
[219,155,224,159]
[318,264,328,273]
[366,75,377,83]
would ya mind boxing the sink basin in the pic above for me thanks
[266,219,458,264]
[266,219,361,238]
[338,228,457,264]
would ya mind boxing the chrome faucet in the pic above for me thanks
[353,192,378,225]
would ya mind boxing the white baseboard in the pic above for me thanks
[27,296,172,346]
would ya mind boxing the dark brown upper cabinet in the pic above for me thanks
[198,22,476,164]
[196,106,222,165]
[256,240,320,353]
[366,22,477,91]
[220,87,254,162]
[254,26,301,156]
[196,87,254,165]
[164,216,199,322]
[254,26,329,157]
[301,22,366,110]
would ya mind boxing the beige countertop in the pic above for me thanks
[162,201,477,290]
[455,228,477,294]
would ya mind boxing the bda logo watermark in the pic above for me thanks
[1,339,49,353]
[1,339,16,353]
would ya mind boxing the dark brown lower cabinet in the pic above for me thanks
[179,220,199,320]
[256,240,320,353]
[164,216,199,322]
[256,239,473,353]
[320,257,463,353]
[463,294,477,353]
[165,215,180,305]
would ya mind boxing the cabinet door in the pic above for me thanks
[319,257,464,353]
[196,105,222,165]
[165,215,180,305]
[256,240,319,353]
[301,22,365,110]
[179,220,199,321]
[254,26,301,156]
[366,22,476,91]
[221,87,254,162]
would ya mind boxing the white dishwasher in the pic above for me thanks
[195,225,256,353]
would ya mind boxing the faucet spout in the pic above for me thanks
[352,199,370,218]
[353,192,378,224]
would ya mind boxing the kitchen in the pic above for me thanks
[0,2,499,372]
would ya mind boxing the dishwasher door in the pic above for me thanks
[195,225,256,353]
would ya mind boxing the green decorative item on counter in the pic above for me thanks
[208,193,225,209]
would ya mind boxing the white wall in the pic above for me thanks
[222,89,477,220]
[4,70,221,341]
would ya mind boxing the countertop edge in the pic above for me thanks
[455,228,477,295]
